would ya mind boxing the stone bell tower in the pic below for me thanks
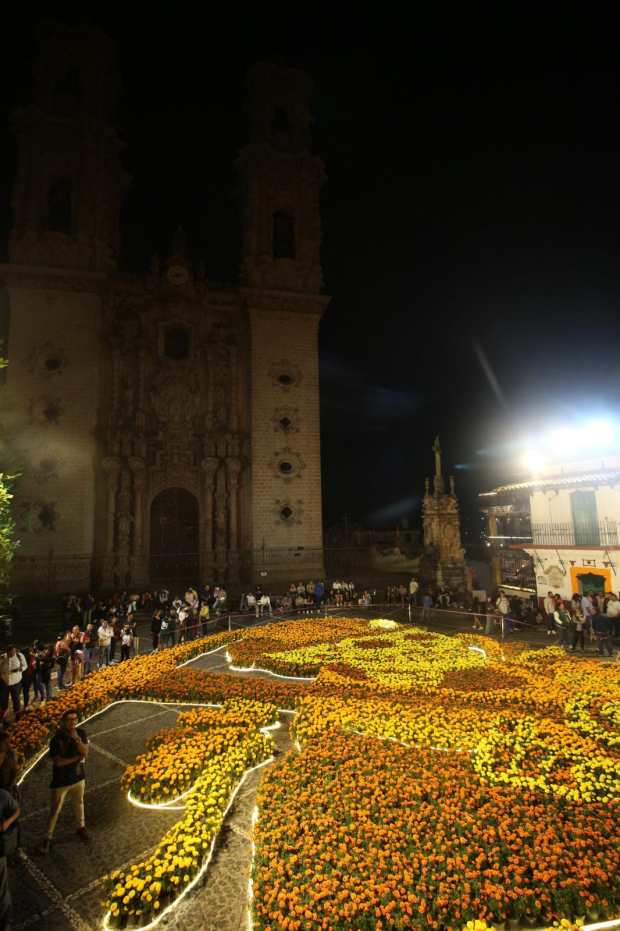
[9,19,129,272]
[420,437,468,590]
[235,61,330,580]
[1,21,128,568]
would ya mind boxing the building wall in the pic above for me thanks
[530,485,620,524]
[3,280,101,555]
[248,304,324,562]
[525,546,617,603]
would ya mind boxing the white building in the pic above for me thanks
[481,454,620,605]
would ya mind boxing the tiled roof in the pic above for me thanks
[491,469,620,493]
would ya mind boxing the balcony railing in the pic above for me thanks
[530,521,619,547]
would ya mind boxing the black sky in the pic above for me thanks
[1,8,619,540]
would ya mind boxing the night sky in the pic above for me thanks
[1,9,618,542]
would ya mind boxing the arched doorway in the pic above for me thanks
[149,488,199,585]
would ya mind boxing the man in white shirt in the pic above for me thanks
[606,592,620,637]
[246,592,258,617]
[543,591,557,634]
[409,578,419,605]
[98,620,112,668]
[259,594,272,616]
[6,645,27,715]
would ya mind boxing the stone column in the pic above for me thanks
[226,458,241,551]
[201,458,218,552]
[102,457,121,554]
[128,456,145,556]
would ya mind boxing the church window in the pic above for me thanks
[279,416,292,430]
[279,461,293,475]
[280,505,293,521]
[44,357,62,372]
[43,403,60,423]
[56,68,81,99]
[278,373,293,386]
[271,106,291,134]
[272,211,295,260]
[164,327,190,360]
[42,179,72,234]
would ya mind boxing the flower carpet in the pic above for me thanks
[10,617,620,931]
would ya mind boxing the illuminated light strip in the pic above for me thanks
[176,643,230,668]
[128,783,195,810]
[468,645,487,659]
[225,654,317,681]
[102,755,276,931]
[583,920,620,931]
[247,806,259,931]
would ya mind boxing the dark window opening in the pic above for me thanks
[38,503,58,530]
[271,106,291,134]
[279,416,292,430]
[280,506,293,520]
[44,357,62,372]
[43,404,60,422]
[39,458,57,474]
[164,327,190,360]
[272,212,295,260]
[278,373,292,386]
[57,68,81,99]
[42,179,72,234]
[279,461,293,474]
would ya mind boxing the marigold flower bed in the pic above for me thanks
[6,616,620,931]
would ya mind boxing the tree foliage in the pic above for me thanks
[0,347,19,608]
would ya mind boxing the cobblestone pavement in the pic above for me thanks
[10,654,295,931]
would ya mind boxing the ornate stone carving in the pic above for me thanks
[273,498,304,525]
[18,498,59,532]
[269,447,306,484]
[27,394,65,426]
[26,342,68,379]
[267,359,303,391]
[272,406,301,434]
[28,442,64,483]
[150,368,199,429]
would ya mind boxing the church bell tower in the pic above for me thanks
[9,20,129,272]
[235,62,330,579]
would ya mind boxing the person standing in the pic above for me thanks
[314,580,324,609]
[544,591,556,634]
[6,647,27,716]
[151,609,163,652]
[554,602,571,649]
[40,643,55,701]
[421,591,433,624]
[591,607,613,657]
[0,786,20,927]
[40,709,90,854]
[97,620,112,669]
[606,592,620,637]
[570,607,587,653]
[495,591,511,634]
[120,625,133,662]
[32,641,47,703]
[409,577,419,606]
[82,624,95,675]
[109,617,121,664]
[82,593,94,627]
[581,590,595,620]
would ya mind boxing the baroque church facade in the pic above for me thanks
[0,21,329,593]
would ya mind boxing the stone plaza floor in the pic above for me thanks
[9,647,297,931]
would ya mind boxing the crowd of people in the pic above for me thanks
[3,578,618,727]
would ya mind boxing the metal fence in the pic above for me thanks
[531,521,618,547]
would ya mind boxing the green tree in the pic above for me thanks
[0,346,19,608]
